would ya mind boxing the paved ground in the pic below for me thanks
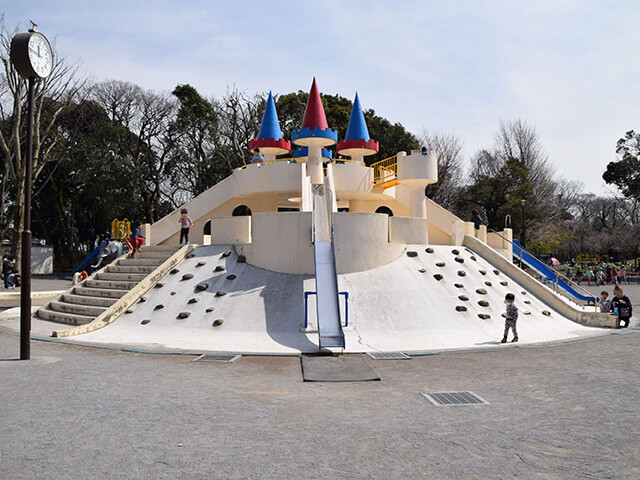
[1,275,71,293]
[1,329,638,479]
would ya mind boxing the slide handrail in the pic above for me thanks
[488,229,596,304]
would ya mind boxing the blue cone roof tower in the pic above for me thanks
[249,91,291,160]
[337,93,379,160]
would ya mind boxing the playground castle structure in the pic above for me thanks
[30,79,619,354]
[146,79,513,270]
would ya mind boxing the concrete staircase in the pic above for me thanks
[36,246,180,326]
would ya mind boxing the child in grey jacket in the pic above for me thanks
[501,293,519,343]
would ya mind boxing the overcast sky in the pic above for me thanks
[4,1,639,194]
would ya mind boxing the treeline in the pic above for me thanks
[1,19,638,269]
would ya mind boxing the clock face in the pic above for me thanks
[27,34,53,78]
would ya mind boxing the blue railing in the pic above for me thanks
[304,291,350,328]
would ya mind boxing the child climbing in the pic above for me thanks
[129,221,145,258]
[179,208,193,246]
[501,293,519,343]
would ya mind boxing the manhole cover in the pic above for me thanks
[192,354,240,363]
[367,352,410,360]
[421,391,488,406]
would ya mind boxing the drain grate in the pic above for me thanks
[367,351,410,360]
[192,354,240,363]
[422,391,488,406]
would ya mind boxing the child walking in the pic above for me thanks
[501,293,519,343]
[179,208,193,246]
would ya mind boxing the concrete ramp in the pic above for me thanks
[14,244,613,355]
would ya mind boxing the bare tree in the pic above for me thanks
[420,129,465,209]
[0,17,85,261]
[214,86,263,170]
[493,119,558,211]
[90,79,176,222]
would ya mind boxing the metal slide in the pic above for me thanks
[311,179,345,349]
[512,239,596,304]
[57,247,100,278]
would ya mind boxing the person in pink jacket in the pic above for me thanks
[179,208,194,246]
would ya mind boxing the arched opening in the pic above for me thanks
[375,206,393,216]
[232,205,252,216]
[203,220,211,245]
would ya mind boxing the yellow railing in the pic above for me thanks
[111,218,131,240]
[371,155,398,186]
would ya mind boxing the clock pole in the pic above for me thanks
[20,76,35,360]
[10,24,52,361]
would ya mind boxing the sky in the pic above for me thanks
[4,1,639,195]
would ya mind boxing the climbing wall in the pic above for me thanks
[69,245,609,354]
[340,245,607,351]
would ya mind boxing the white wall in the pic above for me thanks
[152,162,304,245]
[210,216,252,245]
[389,217,428,244]
[333,213,404,274]
[236,212,405,274]
[332,162,373,193]
[237,212,314,274]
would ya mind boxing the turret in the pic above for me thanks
[336,93,378,164]
[248,91,291,162]
[291,78,337,184]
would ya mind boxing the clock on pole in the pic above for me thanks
[9,22,53,360]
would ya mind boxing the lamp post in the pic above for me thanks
[10,23,53,360]
[521,198,526,249]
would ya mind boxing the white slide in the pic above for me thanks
[312,179,345,349]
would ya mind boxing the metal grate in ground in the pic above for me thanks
[192,354,240,363]
[421,391,488,406]
[367,351,411,360]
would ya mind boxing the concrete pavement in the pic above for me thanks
[1,328,638,479]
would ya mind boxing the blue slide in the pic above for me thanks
[512,240,596,304]
[57,247,100,278]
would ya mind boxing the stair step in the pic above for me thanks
[62,294,118,307]
[49,301,107,317]
[107,265,156,274]
[37,308,94,325]
[118,258,165,266]
[96,272,147,282]
[84,279,138,290]
[133,252,175,259]
[136,246,181,252]
[74,286,128,299]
